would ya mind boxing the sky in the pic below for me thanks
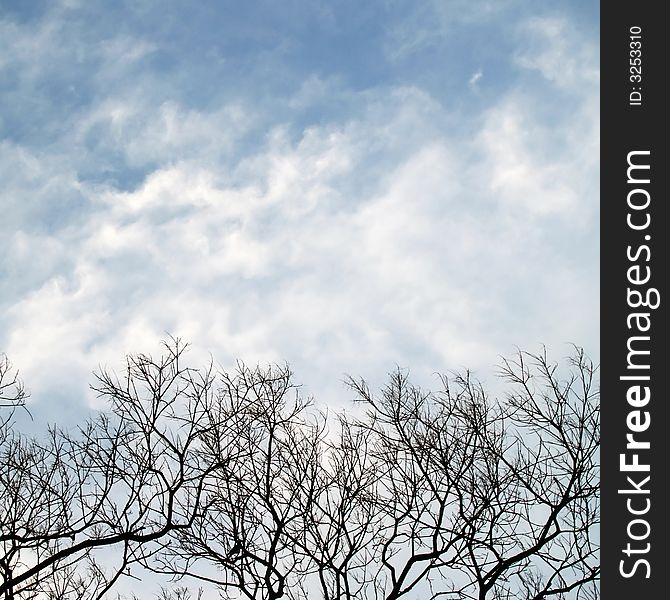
[0,0,599,428]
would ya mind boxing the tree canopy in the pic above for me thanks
[0,342,599,600]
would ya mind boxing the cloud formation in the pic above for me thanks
[0,1,598,425]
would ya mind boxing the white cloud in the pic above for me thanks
[1,8,599,417]
[72,98,252,170]
[98,35,156,65]
[515,16,600,91]
[468,70,483,90]
[384,0,515,60]
[478,97,580,215]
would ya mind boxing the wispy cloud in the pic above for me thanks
[1,2,598,428]
[468,69,483,90]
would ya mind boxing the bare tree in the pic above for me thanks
[157,345,598,600]
[298,414,384,600]
[336,347,599,600]
[122,585,204,600]
[0,340,231,600]
[0,355,29,446]
[156,362,328,600]
[1,343,598,600]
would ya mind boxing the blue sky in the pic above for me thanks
[1,0,598,430]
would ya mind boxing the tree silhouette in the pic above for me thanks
[0,355,28,446]
[0,341,231,600]
[339,348,599,600]
[0,343,599,599]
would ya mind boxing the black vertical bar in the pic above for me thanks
[601,2,668,598]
